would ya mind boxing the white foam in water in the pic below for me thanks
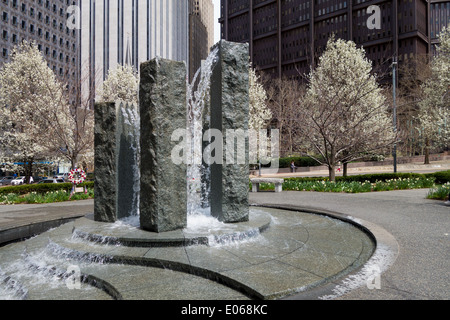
[319,243,396,300]
[115,215,140,228]
[184,209,267,248]
[0,267,27,300]
[184,212,235,235]
[0,249,73,299]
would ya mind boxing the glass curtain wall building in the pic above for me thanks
[80,0,189,104]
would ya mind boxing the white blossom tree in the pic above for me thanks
[417,27,450,163]
[249,68,272,131]
[0,42,95,178]
[249,68,272,171]
[98,64,139,104]
[300,37,396,181]
[0,41,67,182]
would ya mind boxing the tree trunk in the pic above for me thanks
[343,162,348,177]
[424,137,430,165]
[329,165,336,182]
[24,158,33,184]
[71,153,79,170]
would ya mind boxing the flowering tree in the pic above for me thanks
[57,61,99,171]
[249,68,272,170]
[300,37,396,181]
[249,68,272,131]
[417,27,450,163]
[98,64,139,104]
[43,98,95,170]
[0,42,95,178]
[0,41,67,182]
[265,75,306,156]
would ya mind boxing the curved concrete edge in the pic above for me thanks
[22,250,121,300]
[47,240,264,300]
[0,215,85,247]
[250,204,400,300]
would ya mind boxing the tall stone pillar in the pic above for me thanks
[139,58,187,233]
[209,40,250,223]
[94,102,140,223]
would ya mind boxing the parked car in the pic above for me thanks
[0,176,15,186]
[33,177,44,184]
[38,179,65,184]
[11,176,34,186]
[53,173,69,181]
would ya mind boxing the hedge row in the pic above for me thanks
[0,181,94,195]
[284,170,450,184]
[262,156,322,168]
[430,170,450,185]
[2,170,449,196]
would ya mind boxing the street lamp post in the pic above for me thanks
[392,58,398,173]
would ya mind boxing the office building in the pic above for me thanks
[220,0,450,80]
[0,0,80,105]
[189,0,215,80]
[80,0,190,103]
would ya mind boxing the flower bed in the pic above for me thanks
[0,186,94,204]
[427,183,450,201]
[253,177,435,194]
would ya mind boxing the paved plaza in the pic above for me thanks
[0,186,448,300]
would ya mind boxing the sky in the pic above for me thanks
[213,0,221,43]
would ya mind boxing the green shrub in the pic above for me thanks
[336,172,427,183]
[0,186,95,204]
[262,156,322,168]
[283,171,450,184]
[428,170,450,185]
[0,181,94,195]
[427,183,450,200]
[278,177,435,194]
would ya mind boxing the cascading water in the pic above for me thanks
[117,102,140,225]
[183,48,266,244]
[186,47,219,220]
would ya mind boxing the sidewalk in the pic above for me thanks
[253,160,450,178]
[250,189,449,300]
[0,200,92,245]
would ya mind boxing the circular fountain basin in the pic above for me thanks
[73,211,272,248]
[0,206,378,300]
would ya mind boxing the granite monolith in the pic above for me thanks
[209,40,250,223]
[94,102,140,222]
[139,58,187,232]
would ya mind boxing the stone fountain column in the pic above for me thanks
[94,101,140,223]
[209,40,250,223]
[139,58,188,232]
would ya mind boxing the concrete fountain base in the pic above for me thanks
[0,207,374,300]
